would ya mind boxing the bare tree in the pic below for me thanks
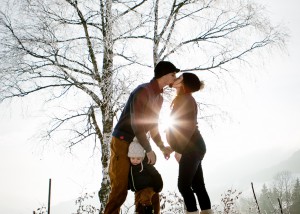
[273,171,294,213]
[0,0,286,213]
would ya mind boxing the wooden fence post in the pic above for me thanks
[48,178,51,214]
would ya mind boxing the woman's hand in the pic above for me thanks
[174,152,182,163]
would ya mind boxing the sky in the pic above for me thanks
[1,0,300,213]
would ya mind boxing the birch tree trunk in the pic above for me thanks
[98,0,114,212]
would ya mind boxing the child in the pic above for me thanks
[128,138,163,214]
[167,73,213,214]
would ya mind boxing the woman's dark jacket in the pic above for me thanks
[166,93,206,156]
[128,157,163,193]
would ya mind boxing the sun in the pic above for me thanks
[158,109,175,132]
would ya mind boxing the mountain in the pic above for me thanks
[253,149,300,182]
[277,149,300,172]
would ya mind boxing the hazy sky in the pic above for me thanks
[1,0,300,213]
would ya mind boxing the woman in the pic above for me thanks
[166,73,213,214]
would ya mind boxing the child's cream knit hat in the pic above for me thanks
[128,138,145,158]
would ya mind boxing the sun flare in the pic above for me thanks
[159,110,175,132]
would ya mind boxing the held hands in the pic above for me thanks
[160,146,173,160]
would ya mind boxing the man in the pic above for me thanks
[104,61,179,214]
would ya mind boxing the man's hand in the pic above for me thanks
[161,146,173,160]
[146,150,157,165]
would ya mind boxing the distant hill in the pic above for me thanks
[253,149,300,182]
[275,149,300,171]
